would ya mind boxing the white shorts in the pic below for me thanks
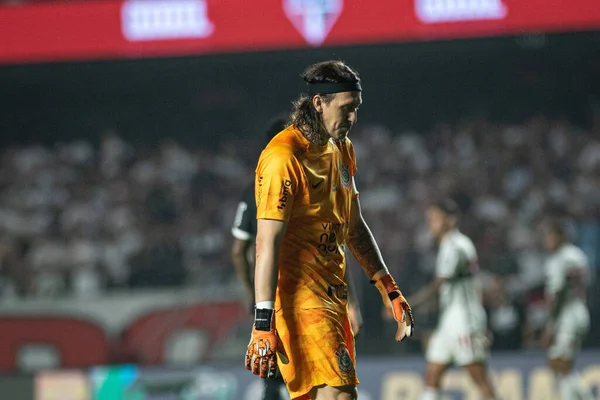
[548,303,590,361]
[548,331,585,361]
[426,329,489,366]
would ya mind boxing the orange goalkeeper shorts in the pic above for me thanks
[275,307,359,400]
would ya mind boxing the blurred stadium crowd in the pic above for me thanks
[0,115,598,353]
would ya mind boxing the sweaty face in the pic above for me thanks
[426,207,448,241]
[320,91,362,140]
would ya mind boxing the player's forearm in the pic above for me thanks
[410,277,444,308]
[254,238,281,304]
[409,281,437,308]
[346,217,388,279]
[232,252,253,296]
[231,238,254,298]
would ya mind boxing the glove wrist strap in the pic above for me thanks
[370,268,388,282]
[256,301,274,309]
[254,308,274,332]
[371,273,401,299]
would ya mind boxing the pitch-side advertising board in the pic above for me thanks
[1,0,600,64]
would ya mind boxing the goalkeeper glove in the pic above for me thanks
[245,306,289,379]
[372,273,414,341]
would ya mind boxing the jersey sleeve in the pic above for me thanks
[231,186,256,240]
[436,243,460,279]
[564,248,590,290]
[255,147,302,221]
[347,139,359,198]
[568,248,589,271]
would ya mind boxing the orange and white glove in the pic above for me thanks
[372,272,414,341]
[245,305,289,379]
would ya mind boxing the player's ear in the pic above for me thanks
[312,95,324,113]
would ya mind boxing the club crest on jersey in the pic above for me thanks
[283,0,343,46]
[340,163,351,190]
[334,345,353,374]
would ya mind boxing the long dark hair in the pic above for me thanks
[290,60,361,143]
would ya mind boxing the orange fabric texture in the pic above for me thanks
[276,307,358,399]
[255,126,360,398]
[255,126,358,313]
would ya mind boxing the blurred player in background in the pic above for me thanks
[410,199,497,400]
[232,115,289,400]
[244,60,413,400]
[233,113,363,400]
[233,114,289,305]
[541,219,593,400]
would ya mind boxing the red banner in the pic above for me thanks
[1,0,600,65]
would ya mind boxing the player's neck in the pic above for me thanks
[440,228,455,242]
[552,242,567,252]
[300,125,330,147]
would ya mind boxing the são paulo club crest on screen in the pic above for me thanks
[283,0,344,46]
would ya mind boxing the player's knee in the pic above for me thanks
[335,385,358,400]
[310,384,358,400]
[549,358,573,374]
[463,363,495,396]
[475,381,495,398]
[465,363,488,382]
[424,364,445,388]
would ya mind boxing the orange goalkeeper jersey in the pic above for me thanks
[255,126,358,313]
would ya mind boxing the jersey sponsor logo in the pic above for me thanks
[257,176,264,208]
[321,222,347,230]
[334,345,353,374]
[415,0,507,24]
[317,222,348,257]
[340,163,351,190]
[277,179,292,211]
[311,178,324,189]
[283,0,343,46]
[327,284,348,299]
[121,0,215,41]
[318,230,340,256]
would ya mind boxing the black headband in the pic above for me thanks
[307,81,362,96]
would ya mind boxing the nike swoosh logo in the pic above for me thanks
[311,179,324,189]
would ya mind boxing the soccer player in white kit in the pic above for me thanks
[410,199,497,400]
[541,220,593,400]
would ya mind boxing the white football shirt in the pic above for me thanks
[545,243,590,313]
[436,229,486,332]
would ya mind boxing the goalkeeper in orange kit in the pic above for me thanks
[244,60,413,400]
